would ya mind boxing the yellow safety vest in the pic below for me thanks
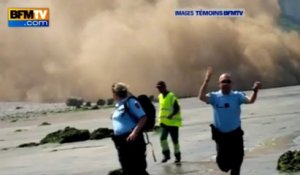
[158,92,182,127]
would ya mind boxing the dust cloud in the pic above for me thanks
[0,0,300,102]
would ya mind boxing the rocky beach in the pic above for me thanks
[1,86,300,175]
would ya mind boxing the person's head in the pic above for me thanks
[156,81,167,94]
[218,73,232,94]
[112,82,129,101]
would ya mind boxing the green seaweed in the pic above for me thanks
[18,142,40,147]
[277,150,300,172]
[90,128,113,140]
[40,127,90,144]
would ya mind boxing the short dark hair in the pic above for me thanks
[156,81,166,88]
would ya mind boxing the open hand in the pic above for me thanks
[205,66,213,81]
[253,81,262,91]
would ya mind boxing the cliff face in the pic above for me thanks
[280,0,300,22]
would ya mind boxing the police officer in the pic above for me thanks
[198,67,261,175]
[156,81,182,163]
[111,82,149,175]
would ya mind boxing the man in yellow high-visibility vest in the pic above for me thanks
[156,81,182,163]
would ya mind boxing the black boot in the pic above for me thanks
[174,152,181,163]
[161,150,170,163]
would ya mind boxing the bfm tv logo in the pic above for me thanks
[8,8,49,27]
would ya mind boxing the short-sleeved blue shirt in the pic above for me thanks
[207,90,247,133]
[112,97,146,136]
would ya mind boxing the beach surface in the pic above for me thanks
[1,86,300,175]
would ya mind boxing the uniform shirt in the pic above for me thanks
[112,97,146,136]
[207,90,248,133]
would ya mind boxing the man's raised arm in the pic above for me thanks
[198,67,213,103]
[245,81,262,104]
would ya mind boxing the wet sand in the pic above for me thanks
[1,86,300,175]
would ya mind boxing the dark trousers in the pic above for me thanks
[210,124,244,175]
[112,132,149,175]
[160,124,181,158]
[160,123,179,144]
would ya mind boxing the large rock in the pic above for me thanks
[90,128,113,140]
[97,99,106,106]
[277,150,300,172]
[40,127,90,144]
[84,101,91,107]
[107,98,114,106]
[66,98,84,108]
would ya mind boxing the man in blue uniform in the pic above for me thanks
[111,82,149,175]
[198,67,261,175]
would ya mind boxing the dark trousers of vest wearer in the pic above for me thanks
[160,123,181,161]
[112,132,149,175]
[210,124,244,175]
